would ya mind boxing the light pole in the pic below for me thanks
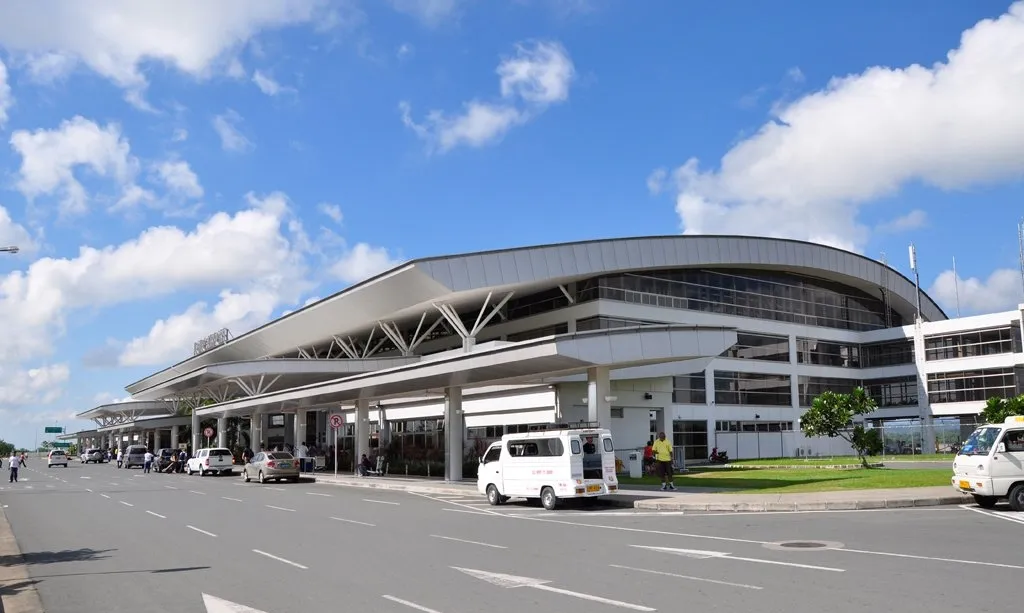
[0,246,18,254]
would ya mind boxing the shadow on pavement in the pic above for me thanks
[0,548,115,567]
[29,565,211,579]
[0,578,41,603]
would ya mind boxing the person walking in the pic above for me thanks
[8,453,21,483]
[116,448,123,468]
[143,449,154,474]
[652,431,676,491]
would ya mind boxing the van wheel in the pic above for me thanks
[540,486,557,511]
[974,495,998,509]
[486,484,502,506]
[1009,484,1024,512]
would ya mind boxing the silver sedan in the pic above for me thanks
[242,451,300,484]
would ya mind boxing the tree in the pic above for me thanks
[800,387,880,468]
[982,395,1024,425]
[0,439,14,457]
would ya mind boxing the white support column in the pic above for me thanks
[444,388,464,482]
[912,321,937,454]
[191,410,200,452]
[586,366,612,428]
[296,411,308,448]
[248,415,258,450]
[355,400,370,474]
[170,425,179,450]
[216,417,227,448]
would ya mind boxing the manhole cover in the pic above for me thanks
[763,540,843,552]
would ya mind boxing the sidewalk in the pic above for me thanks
[0,505,45,613]
[309,473,973,512]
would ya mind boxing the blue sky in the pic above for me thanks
[0,0,1022,448]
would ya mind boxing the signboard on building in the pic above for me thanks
[193,328,231,356]
[51,442,71,448]
[44,426,63,434]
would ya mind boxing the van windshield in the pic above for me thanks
[580,435,602,479]
[961,427,1001,456]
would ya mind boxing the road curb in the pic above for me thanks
[0,504,45,613]
[713,463,884,470]
[632,493,974,512]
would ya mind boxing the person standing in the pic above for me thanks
[143,449,154,474]
[652,431,676,491]
[8,453,21,483]
[116,448,123,468]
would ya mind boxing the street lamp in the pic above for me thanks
[0,246,18,254]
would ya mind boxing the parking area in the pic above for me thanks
[2,461,1022,613]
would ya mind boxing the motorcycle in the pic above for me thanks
[708,448,729,464]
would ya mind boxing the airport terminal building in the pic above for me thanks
[70,236,1024,470]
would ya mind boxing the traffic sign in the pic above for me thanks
[329,414,345,429]
[51,442,72,448]
[203,427,215,438]
[44,426,63,434]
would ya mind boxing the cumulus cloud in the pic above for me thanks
[0,0,330,107]
[0,363,70,405]
[10,116,148,216]
[318,202,343,224]
[154,160,204,199]
[0,57,12,128]
[252,70,294,96]
[212,109,253,152]
[0,204,34,254]
[929,268,1023,315]
[876,209,928,234]
[399,40,575,153]
[659,2,1024,253]
[331,243,402,284]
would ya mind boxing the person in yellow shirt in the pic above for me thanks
[651,431,676,491]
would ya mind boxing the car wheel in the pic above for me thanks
[186,465,192,476]
[486,484,502,506]
[242,470,250,483]
[258,470,265,484]
[540,486,558,511]
[1009,483,1024,512]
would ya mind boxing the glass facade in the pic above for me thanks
[796,338,860,367]
[672,375,707,404]
[724,332,790,362]
[927,368,1016,404]
[577,268,904,332]
[575,315,661,331]
[861,340,915,367]
[505,323,568,342]
[714,371,792,406]
[924,327,1019,361]
[672,420,709,461]
[864,375,918,407]
[798,376,861,406]
[716,420,794,432]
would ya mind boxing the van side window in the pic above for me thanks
[571,439,582,454]
[507,438,564,457]
[483,446,502,464]
[603,438,614,452]
[1004,430,1024,453]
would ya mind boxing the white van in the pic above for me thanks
[953,415,1024,510]
[477,426,619,510]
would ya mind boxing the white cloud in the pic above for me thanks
[662,2,1024,253]
[646,168,668,195]
[399,40,574,153]
[876,209,927,234]
[0,204,34,254]
[172,128,189,142]
[0,57,12,129]
[92,391,131,405]
[397,43,414,59]
[331,243,402,284]
[929,268,1023,315]
[0,1,330,107]
[252,70,295,96]
[318,202,343,224]
[212,109,253,152]
[10,116,145,216]
[387,0,460,26]
[0,363,70,405]
[154,160,204,199]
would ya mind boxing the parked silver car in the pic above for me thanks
[242,451,300,483]
[80,448,105,463]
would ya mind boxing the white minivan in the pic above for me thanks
[953,415,1024,510]
[477,426,618,510]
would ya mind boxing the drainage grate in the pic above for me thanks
[778,541,828,549]
[762,540,843,552]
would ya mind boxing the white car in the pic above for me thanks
[47,449,69,468]
[186,448,234,476]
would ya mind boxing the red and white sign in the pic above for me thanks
[203,427,215,438]
[329,413,345,429]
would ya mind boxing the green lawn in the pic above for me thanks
[618,467,952,493]
[726,454,954,466]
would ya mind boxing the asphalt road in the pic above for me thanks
[1,461,1022,613]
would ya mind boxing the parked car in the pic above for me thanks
[80,448,105,463]
[122,445,148,469]
[47,449,69,468]
[242,451,300,483]
[186,448,234,476]
[154,448,175,471]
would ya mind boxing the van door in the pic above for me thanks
[479,444,504,494]
[600,434,618,486]
[993,428,1024,493]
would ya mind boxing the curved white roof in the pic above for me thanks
[128,235,945,395]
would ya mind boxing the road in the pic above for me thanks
[1,461,1021,613]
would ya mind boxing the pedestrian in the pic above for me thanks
[116,448,123,468]
[8,453,21,483]
[143,449,154,474]
[652,431,676,491]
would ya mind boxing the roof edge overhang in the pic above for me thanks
[76,400,175,420]
[97,415,192,432]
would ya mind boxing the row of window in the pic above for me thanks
[715,421,795,432]
[672,373,921,407]
[924,326,1021,361]
[926,368,1017,404]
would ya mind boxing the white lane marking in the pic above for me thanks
[610,564,762,590]
[109,482,118,486]
[960,504,1024,525]
[382,595,445,613]
[441,508,493,516]
[265,505,295,513]
[836,546,1024,569]
[79,476,91,480]
[633,545,844,572]
[430,534,506,549]
[119,501,134,507]
[187,525,218,538]
[189,490,207,495]
[147,511,167,519]
[46,485,54,488]
[85,488,93,493]
[164,485,178,490]
[363,499,399,506]
[306,492,332,497]
[100,494,110,499]
[330,517,375,527]
[264,487,286,492]
[202,593,269,613]
[222,497,243,503]
[252,549,308,570]
[452,567,654,611]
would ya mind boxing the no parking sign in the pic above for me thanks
[329,414,345,429]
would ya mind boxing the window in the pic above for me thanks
[482,446,502,463]
[861,340,915,367]
[267,452,293,460]
[725,332,790,362]
[269,414,285,427]
[610,407,624,418]
[506,323,569,342]
[796,338,860,367]
[716,421,794,432]
[864,376,918,407]
[575,316,663,332]
[927,368,1016,404]
[570,439,582,454]
[714,371,791,406]
[925,327,1015,361]
[1003,430,1024,453]
[798,377,861,406]
[603,438,614,452]
[672,375,706,404]
[507,438,564,457]
[209,449,232,457]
